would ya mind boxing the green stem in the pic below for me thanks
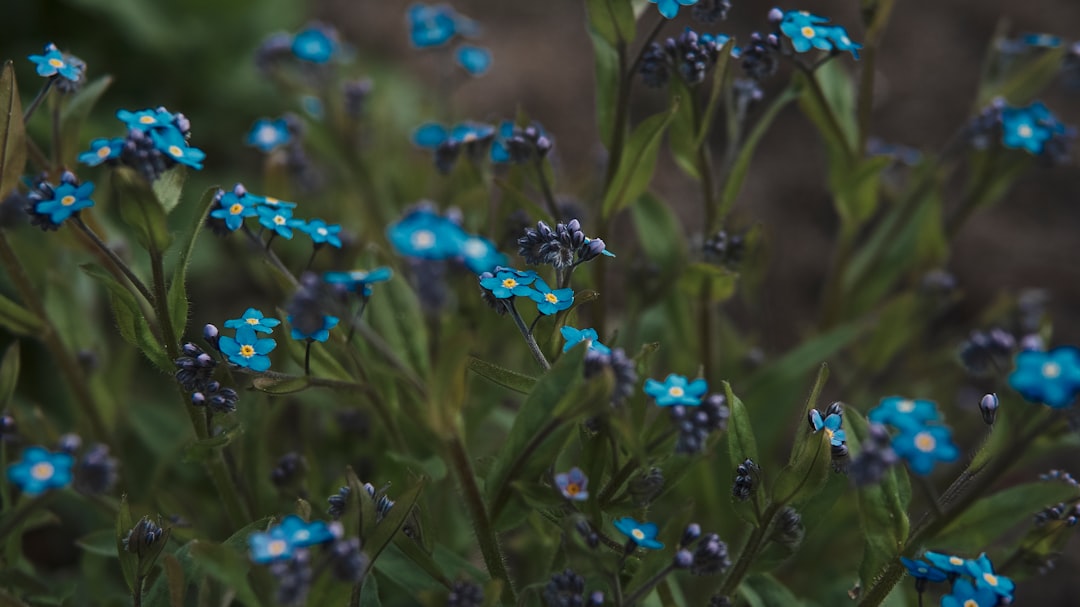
[51,97,61,171]
[133,575,144,607]
[73,217,155,304]
[505,300,551,371]
[623,564,675,607]
[489,417,565,520]
[446,436,517,605]
[22,79,54,124]
[0,229,108,440]
[795,62,854,163]
[715,504,779,598]
[534,159,560,221]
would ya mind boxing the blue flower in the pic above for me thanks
[644,374,707,407]
[899,557,947,583]
[28,43,82,81]
[1001,104,1056,154]
[224,308,281,334]
[613,517,664,550]
[449,122,495,145]
[809,409,846,447]
[479,268,539,299]
[33,180,95,226]
[248,194,298,209]
[289,314,339,343]
[78,138,124,167]
[6,446,74,496]
[923,551,971,575]
[412,123,449,149]
[965,553,1014,600]
[648,0,699,20]
[248,525,294,564]
[246,118,292,152]
[456,45,492,76]
[276,515,336,547]
[527,279,574,316]
[257,205,302,239]
[490,121,515,163]
[1008,346,1080,408]
[300,219,343,248]
[150,125,206,170]
[1021,33,1063,48]
[387,208,467,259]
[219,326,277,371]
[458,235,507,274]
[408,4,467,48]
[210,191,258,231]
[891,425,959,475]
[868,396,939,431]
[560,326,611,355]
[941,579,998,607]
[292,26,336,63]
[554,467,589,501]
[780,11,856,55]
[324,267,393,297]
[116,108,175,130]
[821,26,863,58]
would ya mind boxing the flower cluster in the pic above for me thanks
[78,107,205,182]
[673,523,732,576]
[868,397,959,476]
[287,273,340,343]
[902,551,1014,605]
[670,393,729,454]
[388,205,506,273]
[772,9,862,58]
[326,482,396,522]
[175,339,240,414]
[703,229,747,269]
[249,514,365,606]
[207,183,342,247]
[215,309,280,372]
[249,515,337,563]
[517,219,612,270]
[1009,346,1080,408]
[479,267,573,315]
[28,42,86,92]
[413,119,551,172]
[1001,101,1073,160]
[958,327,1017,377]
[542,569,604,607]
[25,171,95,230]
[732,458,757,501]
[639,28,736,88]
[583,346,638,407]
[324,267,393,299]
[848,421,898,486]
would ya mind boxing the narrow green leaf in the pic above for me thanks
[771,364,832,506]
[695,39,737,146]
[931,482,1080,552]
[162,553,185,607]
[589,31,620,152]
[375,541,450,591]
[364,480,426,571]
[678,263,738,304]
[601,106,678,217]
[76,529,118,557]
[725,381,765,524]
[632,193,688,275]
[188,541,260,606]
[251,374,312,395]
[80,263,171,372]
[831,156,891,235]
[116,495,136,593]
[166,186,217,338]
[365,267,429,376]
[359,572,382,607]
[667,78,700,179]
[111,167,173,254]
[0,295,41,337]
[59,75,112,167]
[153,167,187,214]
[181,425,241,463]
[585,0,634,46]
[980,46,1067,107]
[0,61,27,201]
[742,573,802,607]
[0,341,20,409]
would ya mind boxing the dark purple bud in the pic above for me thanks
[674,549,695,568]
[767,8,784,24]
[57,433,82,454]
[681,523,702,546]
[203,324,220,349]
[979,393,999,425]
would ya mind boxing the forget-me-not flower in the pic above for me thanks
[554,467,589,501]
[868,396,939,431]
[613,517,665,549]
[891,425,959,475]
[150,126,206,170]
[300,219,344,248]
[258,205,301,239]
[560,326,611,354]
[965,553,1014,600]
[289,314,339,343]
[32,178,95,226]
[387,207,467,259]
[276,515,336,547]
[941,578,998,607]
[645,374,707,406]
[648,0,699,20]
[78,138,124,167]
[479,267,538,299]
[224,308,281,334]
[246,118,292,152]
[248,525,294,564]
[292,25,337,63]
[28,43,83,81]
[527,279,574,315]
[219,326,277,371]
[456,45,492,76]
[458,235,506,274]
[210,191,258,231]
[809,408,846,447]
[6,446,74,496]
[324,267,393,297]
[1008,346,1080,408]
[899,557,947,583]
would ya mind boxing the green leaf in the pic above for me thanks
[467,356,537,395]
[251,374,312,395]
[359,572,382,607]
[667,77,700,180]
[771,364,832,506]
[181,425,241,463]
[695,38,737,146]
[363,480,426,572]
[153,167,187,214]
[0,61,27,201]
[741,573,803,607]
[59,75,112,167]
[632,193,687,275]
[111,167,173,254]
[0,295,41,337]
[717,85,798,219]
[76,529,118,557]
[725,381,764,523]
[166,186,217,338]
[980,46,1067,107]
[589,31,620,149]
[679,263,738,304]
[365,266,429,376]
[80,263,171,372]
[0,341,19,409]
[116,495,136,593]
[375,542,449,592]
[831,156,890,236]
[162,554,185,607]
[585,0,634,46]
[601,106,678,217]
[187,541,260,606]
[931,482,1080,552]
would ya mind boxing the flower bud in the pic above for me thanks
[979,393,999,425]
[674,549,695,568]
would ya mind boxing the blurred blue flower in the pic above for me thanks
[941,579,997,607]
[28,43,83,81]
[210,191,258,231]
[868,396,939,431]
[809,409,846,447]
[1008,346,1080,408]
[450,122,495,144]
[289,314,339,343]
[780,11,861,56]
[6,446,74,496]
[408,3,477,48]
[479,267,538,299]
[965,553,1014,600]
[33,179,95,226]
[248,526,294,564]
[613,517,664,549]
[246,118,292,152]
[300,219,343,248]
[412,123,449,149]
[257,205,301,240]
[891,425,959,475]
[387,208,467,259]
[292,26,337,63]
[560,326,611,354]
[456,45,492,76]
[458,234,507,274]
[1021,33,1063,48]
[923,551,971,576]
[219,326,277,372]
[224,308,281,334]
[644,374,707,407]
[648,0,699,20]
[1001,102,1068,155]
[324,267,393,296]
[527,279,574,315]
[277,515,336,547]
[554,467,589,501]
[78,138,124,167]
[821,26,862,58]
[116,108,175,130]
[490,121,515,163]
[899,557,947,583]
[150,126,206,170]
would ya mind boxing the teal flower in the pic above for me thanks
[224,308,281,334]
[891,425,959,475]
[292,25,337,63]
[644,374,707,406]
[31,176,95,226]
[289,314,339,343]
[458,234,507,274]
[6,446,74,496]
[219,326,277,371]
[117,108,175,130]
[78,138,124,167]
[210,191,258,231]
[456,45,492,76]
[246,118,291,152]
[479,268,538,299]
[28,43,83,81]
[779,11,860,57]
[554,467,589,501]
[324,267,393,297]
[1002,103,1057,154]
[257,205,301,239]
[941,579,998,607]
[527,279,574,315]
[408,3,476,48]
[412,123,449,149]
[388,207,467,259]
[248,194,298,209]
[613,517,664,549]
[923,551,971,576]
[648,0,699,20]
[300,219,343,248]
[900,557,947,582]
[560,326,611,355]
[276,515,335,547]
[809,409,846,447]
[248,526,294,564]
[965,553,1014,600]
[150,125,206,170]
[868,396,939,431]
[1008,346,1080,408]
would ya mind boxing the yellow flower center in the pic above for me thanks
[267,539,287,556]
[168,145,183,157]
[1018,124,1033,138]
[30,462,54,481]
[564,483,580,496]
[949,556,964,566]
[265,196,280,205]
[274,215,287,225]
[631,529,645,541]
[48,58,65,68]
[229,203,244,215]
[239,345,256,358]
[461,133,477,143]
[983,573,998,586]
[915,433,937,453]
[964,601,978,607]
[897,399,915,413]
[139,115,156,124]
[544,293,559,304]
[60,195,76,207]
[801,26,816,38]
[669,386,685,397]
[246,318,260,325]
[824,427,835,441]
[1043,362,1061,378]
[502,278,518,289]
[411,230,435,249]
[96,146,111,158]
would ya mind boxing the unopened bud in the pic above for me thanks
[979,393,999,425]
